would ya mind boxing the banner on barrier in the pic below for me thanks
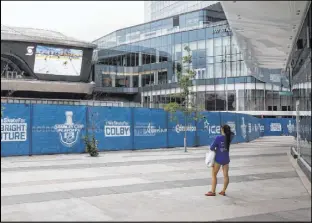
[1,103,298,156]
[1,103,31,156]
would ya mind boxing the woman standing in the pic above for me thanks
[205,125,234,196]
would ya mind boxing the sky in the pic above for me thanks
[1,1,145,42]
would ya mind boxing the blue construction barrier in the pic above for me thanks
[88,106,133,151]
[1,103,31,156]
[133,108,168,149]
[261,118,296,137]
[167,111,197,148]
[1,103,296,157]
[31,104,87,155]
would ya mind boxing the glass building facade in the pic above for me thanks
[287,4,311,167]
[144,1,218,22]
[93,5,292,112]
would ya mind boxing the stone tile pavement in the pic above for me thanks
[1,136,311,221]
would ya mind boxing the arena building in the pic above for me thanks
[1,25,96,100]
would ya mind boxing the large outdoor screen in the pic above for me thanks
[34,45,83,76]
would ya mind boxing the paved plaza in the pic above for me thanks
[1,136,311,221]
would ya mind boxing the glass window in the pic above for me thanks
[207,57,214,64]
[231,61,237,77]
[197,29,205,40]
[197,49,206,58]
[215,55,225,63]
[222,36,231,55]
[198,40,205,49]
[214,38,222,56]
[226,62,231,77]
[179,14,186,29]
[174,32,182,44]
[182,31,189,43]
[198,58,206,68]
[133,75,139,87]
[102,74,112,87]
[206,38,213,56]
[215,63,222,78]
[189,30,197,42]
[115,75,130,87]
[206,27,214,39]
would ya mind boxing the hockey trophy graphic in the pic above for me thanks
[287,120,294,134]
[54,111,84,147]
[241,117,247,139]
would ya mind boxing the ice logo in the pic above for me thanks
[287,120,295,134]
[241,117,247,139]
[54,111,84,147]
[25,46,34,56]
[204,120,220,134]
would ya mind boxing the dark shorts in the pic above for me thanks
[215,160,230,166]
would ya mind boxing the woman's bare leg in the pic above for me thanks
[221,164,229,192]
[211,162,221,193]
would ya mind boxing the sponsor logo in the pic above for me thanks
[1,117,27,142]
[270,123,282,132]
[287,120,295,133]
[241,117,247,139]
[204,120,220,134]
[54,111,84,147]
[104,121,130,137]
[213,26,231,34]
[175,124,196,134]
[134,122,167,137]
[25,46,35,56]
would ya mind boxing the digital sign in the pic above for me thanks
[34,45,83,76]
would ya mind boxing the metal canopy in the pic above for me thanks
[221,1,310,72]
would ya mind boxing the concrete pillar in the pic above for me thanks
[130,75,133,88]
[139,53,142,66]
[122,56,126,66]
[139,74,142,87]
[235,89,239,111]
[154,71,158,85]
[111,75,116,87]
[156,50,159,63]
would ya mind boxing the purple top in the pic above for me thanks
[210,135,230,165]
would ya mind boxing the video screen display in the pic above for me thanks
[34,45,83,76]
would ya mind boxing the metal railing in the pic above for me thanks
[1,97,142,108]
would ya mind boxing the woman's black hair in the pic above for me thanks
[222,124,233,151]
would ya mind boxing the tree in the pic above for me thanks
[83,107,99,157]
[164,45,205,152]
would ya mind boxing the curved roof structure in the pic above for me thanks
[221,1,310,70]
[1,24,96,49]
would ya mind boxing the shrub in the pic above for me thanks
[83,134,99,157]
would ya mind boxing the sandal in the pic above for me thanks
[205,191,216,196]
[219,191,226,196]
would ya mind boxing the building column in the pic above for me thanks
[154,71,158,85]
[156,50,159,63]
[139,75,142,87]
[111,75,116,87]
[130,75,133,88]
[235,89,239,111]
[139,53,142,66]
